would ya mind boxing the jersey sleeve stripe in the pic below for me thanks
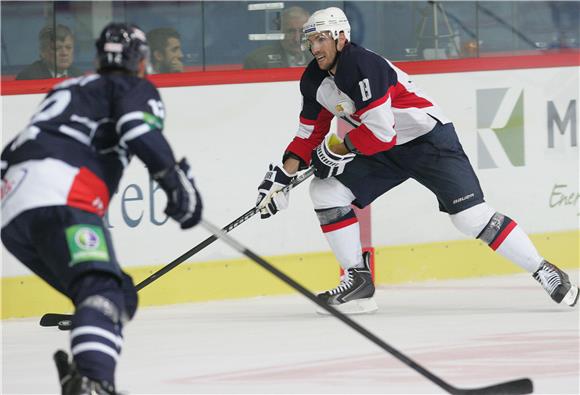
[346,123,397,156]
[119,124,151,145]
[299,116,317,126]
[58,125,92,146]
[116,111,145,133]
[286,108,334,164]
[391,82,434,109]
[354,91,390,117]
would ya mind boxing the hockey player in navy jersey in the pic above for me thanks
[256,7,578,314]
[1,23,202,394]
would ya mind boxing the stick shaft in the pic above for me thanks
[39,168,315,329]
[137,167,313,290]
[201,219,533,395]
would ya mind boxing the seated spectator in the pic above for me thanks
[16,24,82,80]
[148,27,184,73]
[549,2,579,49]
[244,6,312,69]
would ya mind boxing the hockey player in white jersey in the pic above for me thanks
[255,7,578,314]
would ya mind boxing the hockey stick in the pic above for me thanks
[39,168,315,330]
[200,219,534,395]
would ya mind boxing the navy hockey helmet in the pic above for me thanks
[96,23,149,74]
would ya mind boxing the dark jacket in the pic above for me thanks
[243,42,312,69]
[16,60,83,80]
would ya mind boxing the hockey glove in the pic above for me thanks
[256,163,295,219]
[311,134,355,179]
[154,158,203,229]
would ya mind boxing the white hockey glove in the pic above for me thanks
[154,158,203,229]
[256,163,295,219]
[311,133,355,179]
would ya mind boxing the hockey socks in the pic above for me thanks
[315,206,363,270]
[477,213,542,272]
[70,274,126,386]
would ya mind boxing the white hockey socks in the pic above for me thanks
[477,213,543,272]
[451,204,543,273]
[316,207,363,270]
[492,223,543,273]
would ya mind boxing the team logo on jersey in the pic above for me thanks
[143,112,163,129]
[66,224,110,266]
[476,88,525,169]
[335,101,355,116]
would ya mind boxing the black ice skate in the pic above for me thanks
[316,252,378,315]
[533,261,579,307]
[54,350,116,395]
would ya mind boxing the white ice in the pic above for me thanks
[2,271,579,394]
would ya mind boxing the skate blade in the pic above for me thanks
[316,297,378,316]
[562,285,579,307]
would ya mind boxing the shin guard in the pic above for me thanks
[477,212,516,251]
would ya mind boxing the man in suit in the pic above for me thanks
[244,6,312,69]
[16,24,82,80]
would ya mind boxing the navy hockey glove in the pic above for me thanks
[256,163,295,219]
[154,158,203,229]
[311,134,355,179]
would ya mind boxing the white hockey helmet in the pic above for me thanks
[302,7,351,41]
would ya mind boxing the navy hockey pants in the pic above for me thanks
[337,121,485,215]
[1,206,137,314]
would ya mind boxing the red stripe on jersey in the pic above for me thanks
[321,217,358,233]
[286,107,334,164]
[354,90,391,117]
[347,124,397,155]
[391,82,433,109]
[66,167,110,217]
[489,220,517,251]
[299,116,316,126]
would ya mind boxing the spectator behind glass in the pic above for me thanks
[244,6,313,69]
[147,27,184,73]
[16,24,82,80]
[549,2,579,48]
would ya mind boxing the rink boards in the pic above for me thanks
[1,64,578,318]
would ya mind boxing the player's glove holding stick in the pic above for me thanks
[154,158,203,229]
[311,133,355,179]
[256,164,296,219]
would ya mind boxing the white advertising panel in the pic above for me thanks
[2,66,578,277]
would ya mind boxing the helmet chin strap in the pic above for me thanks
[327,39,343,74]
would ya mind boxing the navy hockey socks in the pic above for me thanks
[70,273,126,386]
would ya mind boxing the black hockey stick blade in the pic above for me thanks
[201,219,534,395]
[452,378,533,395]
[40,313,72,329]
[38,168,315,329]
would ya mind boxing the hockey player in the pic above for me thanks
[1,23,202,394]
[255,7,579,314]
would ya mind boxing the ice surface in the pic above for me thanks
[2,271,579,394]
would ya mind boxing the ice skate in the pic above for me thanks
[316,252,378,315]
[54,350,116,395]
[533,261,579,307]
